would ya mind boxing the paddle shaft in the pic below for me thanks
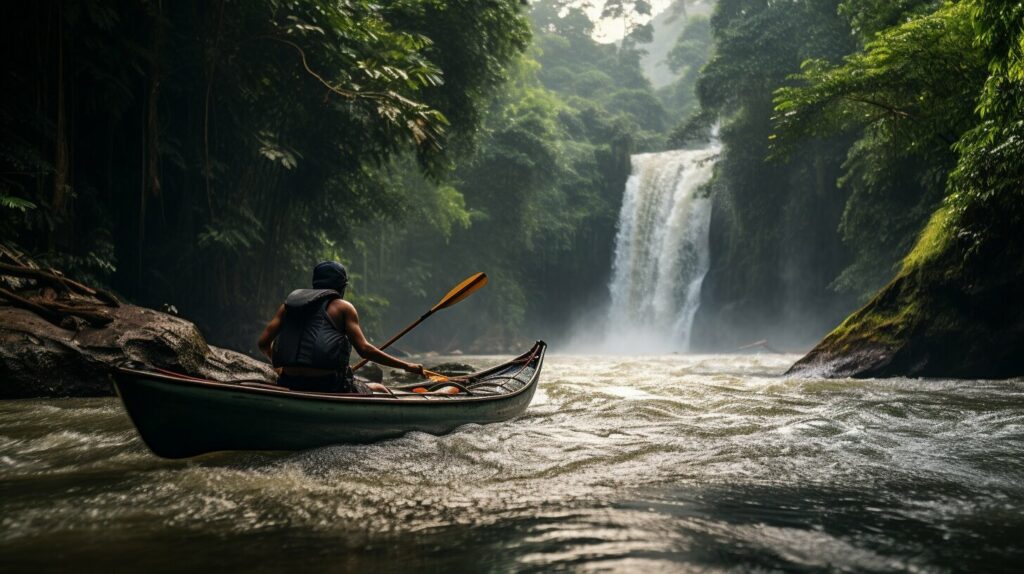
[350,272,487,374]
[351,312,431,372]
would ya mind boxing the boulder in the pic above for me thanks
[0,304,275,398]
[787,209,1024,379]
[0,247,274,398]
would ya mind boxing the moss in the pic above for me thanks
[899,206,954,273]
[789,199,1024,378]
[814,204,970,353]
[818,264,922,353]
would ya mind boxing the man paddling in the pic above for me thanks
[258,261,425,394]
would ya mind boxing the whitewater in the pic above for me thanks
[605,146,719,353]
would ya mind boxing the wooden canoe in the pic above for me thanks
[112,341,546,459]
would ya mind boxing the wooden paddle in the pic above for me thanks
[351,272,488,373]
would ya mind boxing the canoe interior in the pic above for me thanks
[113,341,546,458]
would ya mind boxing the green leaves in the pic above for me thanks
[764,3,991,298]
[943,0,1024,255]
[0,193,36,212]
[197,205,264,254]
[268,1,452,157]
[772,4,984,156]
[257,131,301,170]
[766,0,1024,295]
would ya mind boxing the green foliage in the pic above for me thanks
[197,206,264,254]
[666,15,711,75]
[0,193,36,212]
[0,0,530,350]
[660,15,712,127]
[945,0,1024,258]
[777,0,1024,376]
[838,0,941,40]
[769,0,1024,293]
[773,4,981,152]
[530,13,666,150]
[339,4,656,350]
[772,3,987,298]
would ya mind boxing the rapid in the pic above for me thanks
[2,353,1023,572]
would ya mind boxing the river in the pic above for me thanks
[2,353,1023,572]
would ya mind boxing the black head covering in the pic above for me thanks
[312,261,348,293]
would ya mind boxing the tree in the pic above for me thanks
[683,0,860,349]
[0,0,530,350]
[788,0,1024,378]
[773,3,987,297]
[660,15,713,124]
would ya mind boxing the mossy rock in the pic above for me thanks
[788,208,1024,379]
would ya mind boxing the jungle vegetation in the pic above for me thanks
[0,0,705,353]
[2,0,1021,370]
[687,0,1023,363]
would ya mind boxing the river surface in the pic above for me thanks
[2,354,1023,572]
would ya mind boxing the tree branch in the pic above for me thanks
[0,262,120,306]
[841,95,911,118]
[841,95,956,145]
[263,36,428,109]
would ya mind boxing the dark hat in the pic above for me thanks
[312,261,348,292]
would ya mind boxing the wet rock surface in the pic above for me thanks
[386,361,479,385]
[0,247,276,398]
[787,233,1024,379]
[0,305,275,398]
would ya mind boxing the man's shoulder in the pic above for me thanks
[327,298,356,315]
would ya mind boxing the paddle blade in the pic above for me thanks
[430,272,487,313]
[425,369,449,383]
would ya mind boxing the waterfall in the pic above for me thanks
[605,146,719,353]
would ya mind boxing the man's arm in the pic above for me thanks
[257,304,286,361]
[330,299,425,376]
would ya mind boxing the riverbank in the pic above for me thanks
[0,249,273,398]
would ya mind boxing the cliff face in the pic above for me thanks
[691,138,858,352]
[787,209,1024,379]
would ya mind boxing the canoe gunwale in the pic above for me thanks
[113,340,546,406]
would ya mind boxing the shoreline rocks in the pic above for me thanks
[0,304,275,399]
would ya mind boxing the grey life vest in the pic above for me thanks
[271,289,351,371]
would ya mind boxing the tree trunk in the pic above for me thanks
[139,0,165,289]
[51,6,69,234]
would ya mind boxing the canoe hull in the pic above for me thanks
[113,342,545,458]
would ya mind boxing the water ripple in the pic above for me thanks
[2,354,1023,571]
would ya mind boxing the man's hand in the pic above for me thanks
[404,363,426,377]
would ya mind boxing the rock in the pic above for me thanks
[787,209,1024,379]
[386,361,479,384]
[0,304,274,399]
[427,362,478,377]
[358,363,384,383]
